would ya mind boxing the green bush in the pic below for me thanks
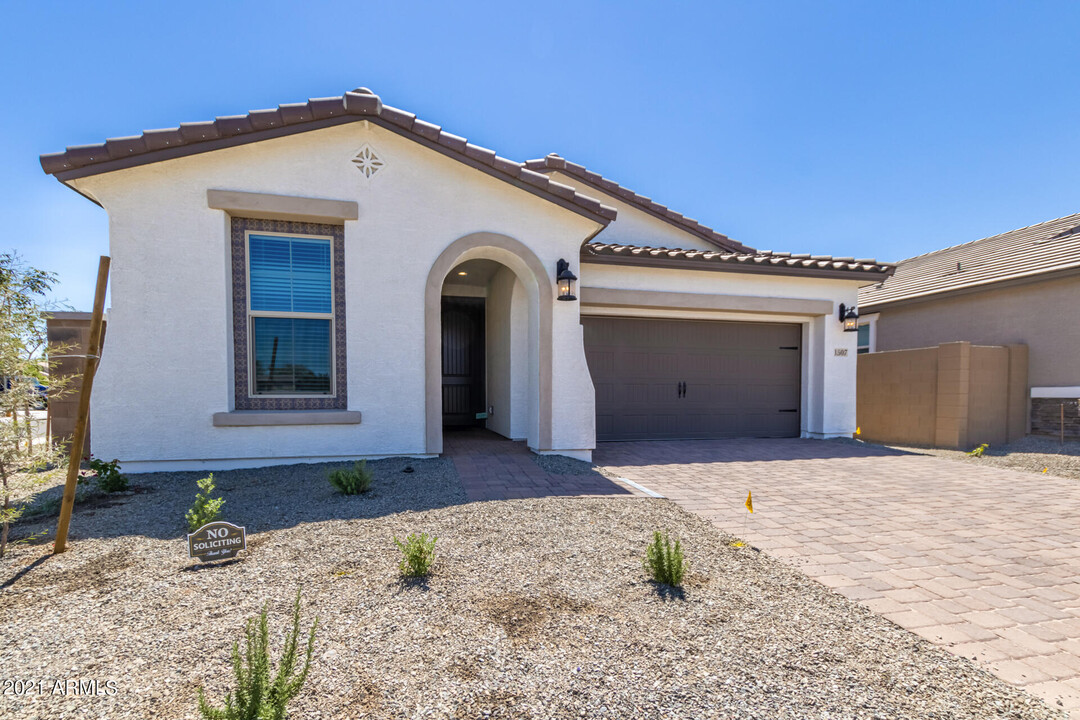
[197,588,318,720]
[644,530,687,587]
[327,460,373,495]
[186,474,225,532]
[394,532,437,577]
[86,456,128,493]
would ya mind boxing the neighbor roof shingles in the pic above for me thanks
[525,153,754,253]
[39,88,617,224]
[859,212,1080,309]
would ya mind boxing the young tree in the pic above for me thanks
[0,253,69,557]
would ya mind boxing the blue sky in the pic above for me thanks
[3,1,1079,309]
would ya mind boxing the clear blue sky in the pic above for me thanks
[4,1,1079,309]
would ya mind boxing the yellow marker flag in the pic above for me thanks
[745,491,754,514]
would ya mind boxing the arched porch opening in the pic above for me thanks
[424,233,553,454]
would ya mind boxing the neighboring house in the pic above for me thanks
[40,87,893,471]
[859,213,1080,436]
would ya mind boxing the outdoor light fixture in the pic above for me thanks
[556,258,577,301]
[839,303,859,332]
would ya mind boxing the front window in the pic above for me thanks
[856,323,871,354]
[247,233,334,396]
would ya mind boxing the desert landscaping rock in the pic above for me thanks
[531,453,598,476]
[0,459,1063,719]
[882,435,1080,481]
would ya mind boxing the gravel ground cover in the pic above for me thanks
[532,453,598,476]
[0,458,1064,720]
[881,435,1080,481]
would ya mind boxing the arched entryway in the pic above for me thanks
[424,233,554,455]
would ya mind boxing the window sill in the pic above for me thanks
[212,410,362,427]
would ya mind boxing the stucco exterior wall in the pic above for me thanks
[870,274,1080,388]
[485,267,529,440]
[73,121,601,470]
[581,263,865,438]
[547,170,721,252]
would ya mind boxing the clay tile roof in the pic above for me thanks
[39,88,616,224]
[859,212,1080,308]
[524,153,755,253]
[583,242,894,281]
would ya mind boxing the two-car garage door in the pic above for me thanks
[582,317,802,441]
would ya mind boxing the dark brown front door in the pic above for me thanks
[583,317,801,441]
[442,297,485,427]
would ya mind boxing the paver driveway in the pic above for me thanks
[594,438,1080,714]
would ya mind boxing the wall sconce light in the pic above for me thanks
[839,303,859,332]
[556,258,577,301]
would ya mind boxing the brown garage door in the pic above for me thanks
[583,317,801,441]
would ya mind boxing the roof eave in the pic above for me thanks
[39,91,617,227]
[582,251,895,283]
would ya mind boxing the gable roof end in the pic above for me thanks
[525,153,754,253]
[859,212,1080,309]
[39,88,617,225]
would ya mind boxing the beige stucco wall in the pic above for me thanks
[870,274,1080,387]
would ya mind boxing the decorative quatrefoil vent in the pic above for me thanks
[351,145,384,178]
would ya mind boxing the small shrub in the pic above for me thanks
[394,532,437,577]
[86,456,128,493]
[327,460,373,495]
[197,588,318,720]
[186,474,225,532]
[968,443,989,457]
[644,530,687,587]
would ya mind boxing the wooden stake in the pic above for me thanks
[53,256,110,554]
[1062,403,1066,446]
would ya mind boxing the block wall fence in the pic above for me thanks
[856,341,1028,450]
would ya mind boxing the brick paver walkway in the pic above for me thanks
[594,438,1080,713]
[444,428,643,501]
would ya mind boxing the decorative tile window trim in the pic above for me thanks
[230,217,347,410]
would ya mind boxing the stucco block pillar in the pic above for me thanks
[934,341,971,449]
[1006,343,1029,441]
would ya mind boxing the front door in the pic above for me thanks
[441,297,486,427]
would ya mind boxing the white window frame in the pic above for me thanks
[244,230,336,399]
[857,312,878,354]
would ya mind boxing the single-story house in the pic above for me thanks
[41,87,893,472]
[858,213,1080,436]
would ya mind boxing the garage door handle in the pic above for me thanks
[779,408,798,413]
[677,381,686,398]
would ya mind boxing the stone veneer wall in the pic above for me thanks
[1031,398,1080,440]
